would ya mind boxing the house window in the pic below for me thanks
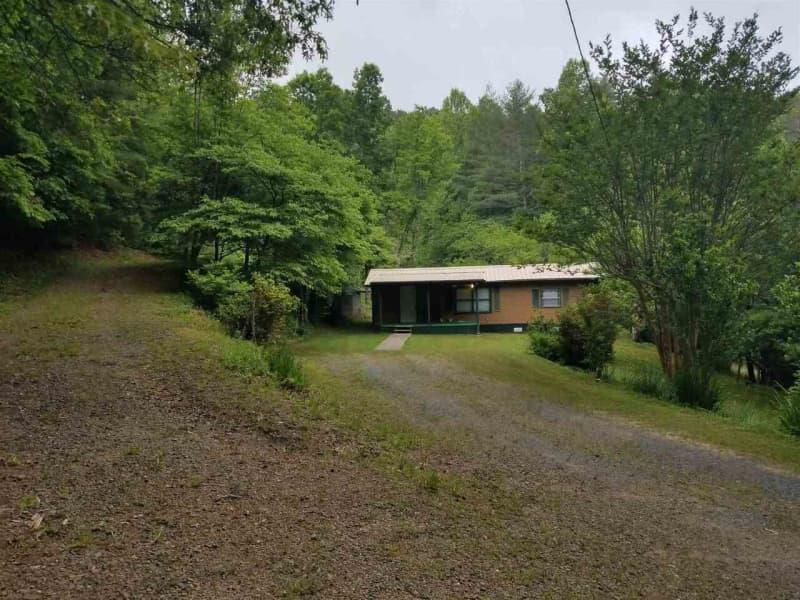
[532,287,562,308]
[455,286,491,313]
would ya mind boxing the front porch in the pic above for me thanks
[371,282,485,334]
[377,321,479,334]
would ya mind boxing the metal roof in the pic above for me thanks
[364,263,598,285]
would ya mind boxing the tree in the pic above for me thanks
[439,88,474,157]
[344,63,393,174]
[0,0,333,248]
[288,69,349,146]
[381,109,457,263]
[450,82,542,220]
[537,12,797,403]
[153,86,386,299]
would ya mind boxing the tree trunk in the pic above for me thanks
[746,358,756,383]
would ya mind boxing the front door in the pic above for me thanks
[399,285,416,324]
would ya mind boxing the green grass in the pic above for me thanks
[294,325,387,354]
[298,327,799,473]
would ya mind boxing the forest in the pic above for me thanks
[2,2,800,424]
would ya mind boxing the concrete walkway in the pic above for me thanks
[375,332,411,351]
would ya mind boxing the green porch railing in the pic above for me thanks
[379,322,479,334]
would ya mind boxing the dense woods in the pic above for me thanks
[2,2,799,421]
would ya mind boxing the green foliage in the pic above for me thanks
[527,317,562,362]
[268,345,308,390]
[219,274,299,344]
[382,108,458,263]
[537,13,797,384]
[622,364,672,400]
[451,82,542,220]
[732,307,796,388]
[0,0,332,247]
[152,84,387,298]
[558,291,617,376]
[774,266,800,365]
[344,63,393,173]
[186,259,251,306]
[528,290,617,375]
[672,368,721,411]
[778,379,800,436]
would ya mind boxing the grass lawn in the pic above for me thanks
[3,252,799,597]
[296,327,800,473]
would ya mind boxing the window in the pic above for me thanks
[492,287,501,312]
[532,287,562,308]
[455,286,491,313]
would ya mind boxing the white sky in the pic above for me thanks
[280,0,800,110]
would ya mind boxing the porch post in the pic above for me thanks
[474,282,480,335]
[426,285,431,324]
[377,286,383,327]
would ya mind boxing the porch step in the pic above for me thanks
[393,326,413,334]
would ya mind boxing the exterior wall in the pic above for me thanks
[372,281,591,327]
[449,282,587,326]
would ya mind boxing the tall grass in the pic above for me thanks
[621,364,672,400]
[268,345,308,391]
[219,338,307,391]
[778,384,800,437]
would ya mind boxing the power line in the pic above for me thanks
[564,0,611,147]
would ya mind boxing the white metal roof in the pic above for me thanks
[364,263,598,285]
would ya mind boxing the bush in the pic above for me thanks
[268,345,307,390]
[672,367,720,410]
[527,290,617,377]
[216,274,298,343]
[778,379,800,437]
[528,316,562,361]
[186,259,251,308]
[559,290,617,376]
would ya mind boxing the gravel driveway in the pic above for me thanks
[324,352,800,597]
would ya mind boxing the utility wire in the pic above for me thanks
[564,0,611,147]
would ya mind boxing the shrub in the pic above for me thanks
[217,274,298,343]
[268,345,307,390]
[529,330,562,362]
[672,367,720,410]
[778,379,800,437]
[557,289,617,376]
[528,316,562,361]
[186,259,250,308]
[528,290,617,377]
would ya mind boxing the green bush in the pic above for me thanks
[528,316,562,361]
[527,290,617,377]
[186,259,251,308]
[188,262,299,344]
[216,274,299,344]
[778,379,800,437]
[559,289,617,376]
[268,345,307,391]
[672,367,720,410]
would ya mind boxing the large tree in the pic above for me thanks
[344,63,393,174]
[538,12,797,400]
[1,0,332,246]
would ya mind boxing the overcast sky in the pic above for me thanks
[280,0,800,110]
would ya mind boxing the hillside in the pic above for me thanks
[1,252,799,598]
